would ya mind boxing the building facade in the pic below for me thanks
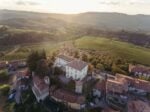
[32,75,49,102]
[66,60,88,80]
[55,54,88,81]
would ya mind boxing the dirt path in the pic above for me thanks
[6,45,20,55]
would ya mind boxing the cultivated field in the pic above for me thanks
[75,36,150,65]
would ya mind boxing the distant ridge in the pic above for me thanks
[0,10,150,33]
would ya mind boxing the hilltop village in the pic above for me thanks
[0,48,150,112]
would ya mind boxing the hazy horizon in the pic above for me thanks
[0,0,150,15]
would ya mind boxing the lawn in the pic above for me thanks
[75,36,150,66]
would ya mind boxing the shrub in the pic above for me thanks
[0,84,10,96]
[0,70,9,82]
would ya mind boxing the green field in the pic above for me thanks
[1,36,150,66]
[0,42,63,61]
[75,36,150,66]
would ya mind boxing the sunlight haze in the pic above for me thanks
[0,0,150,14]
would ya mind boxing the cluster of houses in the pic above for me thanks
[2,52,149,111]
[32,54,88,109]
[28,54,150,111]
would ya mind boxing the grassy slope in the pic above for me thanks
[1,36,150,66]
[75,36,150,65]
[0,41,65,61]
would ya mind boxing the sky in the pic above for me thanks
[0,0,150,15]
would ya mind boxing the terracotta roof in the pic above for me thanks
[130,65,150,74]
[131,66,150,73]
[67,60,88,71]
[33,76,49,92]
[116,73,150,92]
[128,100,150,112]
[133,79,150,92]
[106,79,128,93]
[50,88,85,104]
[17,69,29,78]
[57,54,73,62]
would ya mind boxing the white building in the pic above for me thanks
[66,60,88,80]
[55,54,88,81]
[32,75,49,102]
[54,54,73,70]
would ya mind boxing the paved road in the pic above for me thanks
[15,86,21,104]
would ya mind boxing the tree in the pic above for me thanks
[0,84,10,96]
[36,59,49,78]
[74,50,80,58]
[27,51,40,72]
[111,63,127,75]
[82,53,88,62]
[96,63,104,71]
[40,49,46,59]
[27,50,47,72]
[65,80,75,91]
[88,64,94,73]
[53,67,64,75]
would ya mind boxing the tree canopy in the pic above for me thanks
[27,50,47,72]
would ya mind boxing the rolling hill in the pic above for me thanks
[0,10,150,48]
[75,36,150,66]
[0,10,150,65]
[1,10,150,33]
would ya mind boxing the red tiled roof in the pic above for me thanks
[33,76,49,92]
[106,79,128,93]
[57,54,73,62]
[116,73,150,92]
[50,88,85,104]
[133,79,150,92]
[131,65,150,74]
[67,60,88,71]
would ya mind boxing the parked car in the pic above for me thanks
[8,93,16,101]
